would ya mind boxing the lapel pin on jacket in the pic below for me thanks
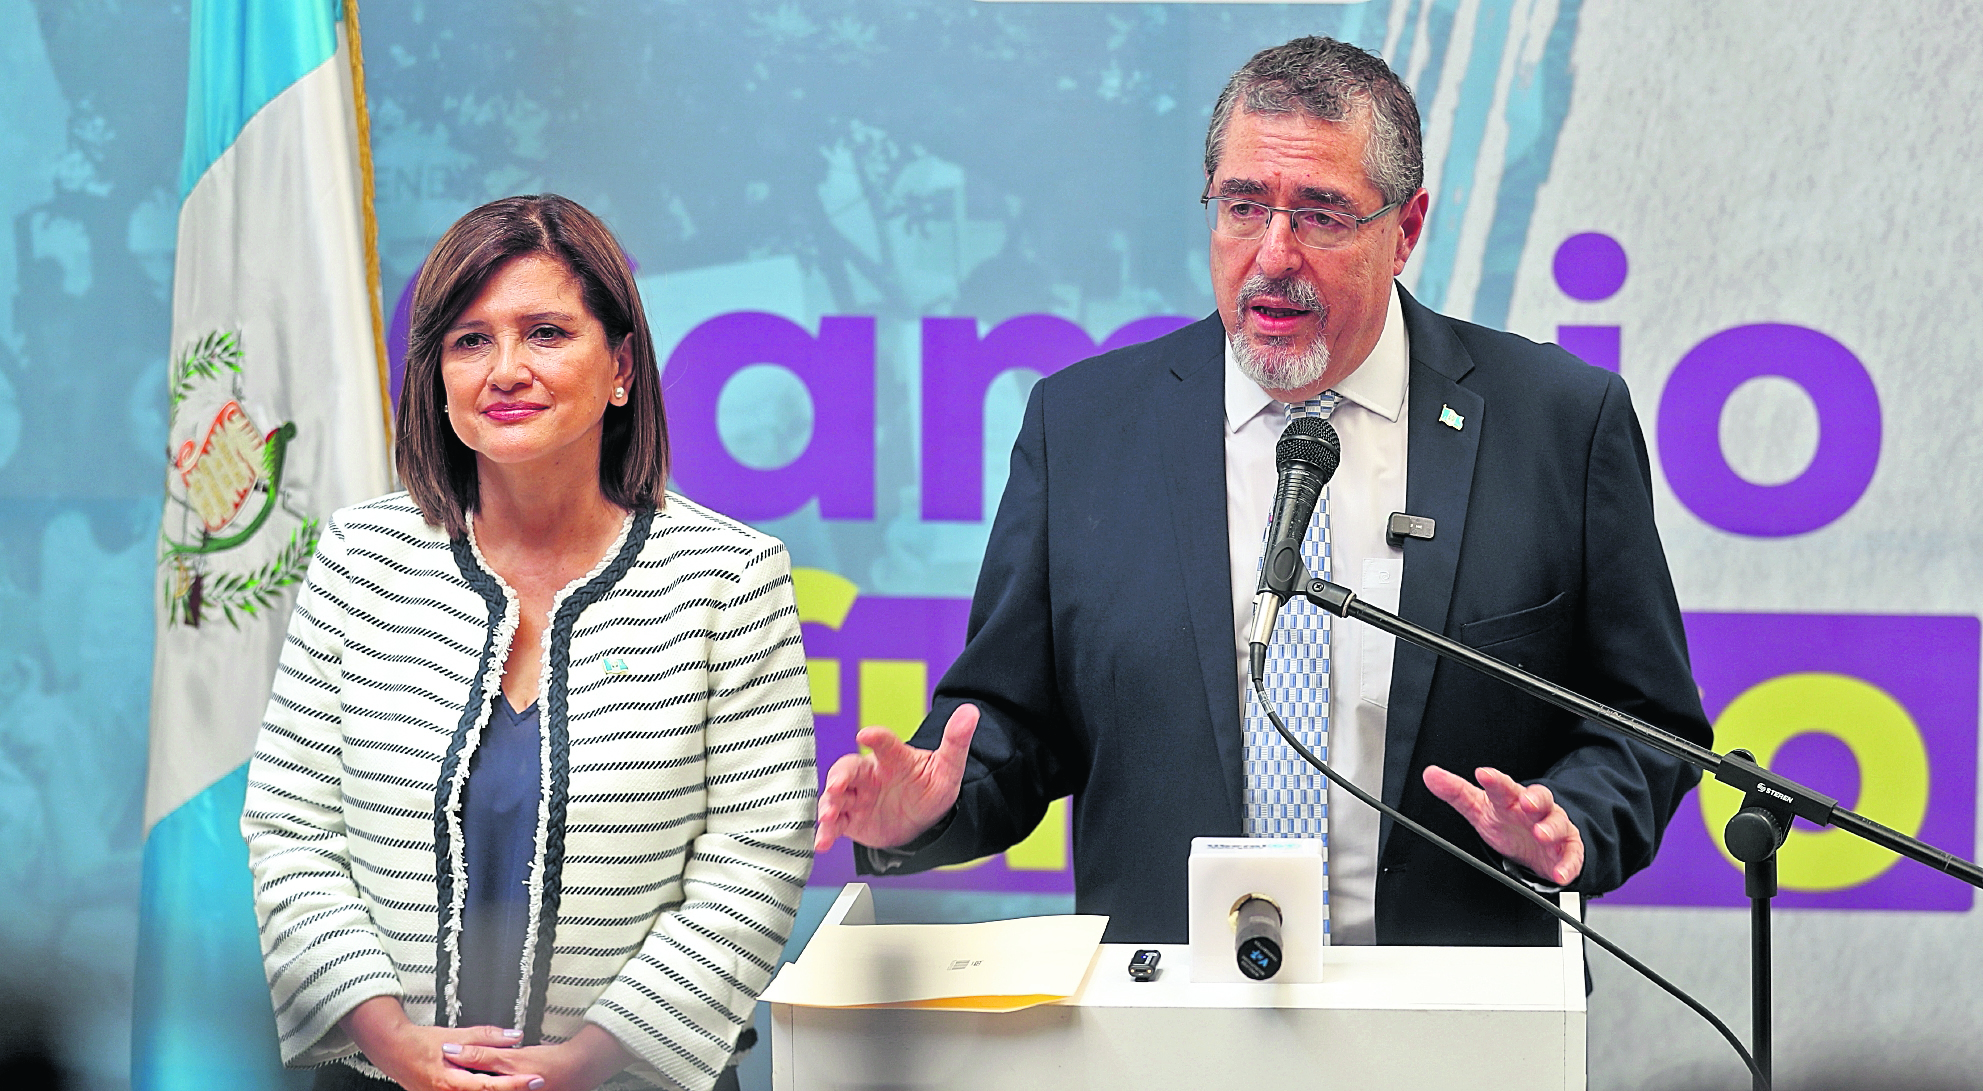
[1438,405,1464,431]
[602,656,630,676]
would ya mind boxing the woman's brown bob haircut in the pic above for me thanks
[396,194,668,538]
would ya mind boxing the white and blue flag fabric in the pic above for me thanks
[135,2,390,1088]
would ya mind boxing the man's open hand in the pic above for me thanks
[814,704,978,854]
[1422,765,1584,886]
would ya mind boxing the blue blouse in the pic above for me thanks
[457,695,541,1029]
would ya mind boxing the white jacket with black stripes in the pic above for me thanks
[242,491,816,1090]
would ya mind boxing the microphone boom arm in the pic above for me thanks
[1297,575,1983,890]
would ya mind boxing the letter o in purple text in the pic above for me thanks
[1657,323,1880,537]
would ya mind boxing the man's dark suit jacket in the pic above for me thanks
[871,285,1712,946]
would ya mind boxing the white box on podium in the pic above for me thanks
[1186,836,1326,983]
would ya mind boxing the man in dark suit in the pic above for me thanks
[814,36,1710,947]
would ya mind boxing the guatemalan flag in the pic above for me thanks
[135,2,392,1087]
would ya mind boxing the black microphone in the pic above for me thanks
[1233,895,1284,980]
[1248,416,1341,684]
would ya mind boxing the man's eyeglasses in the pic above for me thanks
[1201,194,1402,250]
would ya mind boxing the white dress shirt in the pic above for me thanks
[1224,283,1409,946]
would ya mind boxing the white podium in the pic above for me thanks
[768,884,1586,1091]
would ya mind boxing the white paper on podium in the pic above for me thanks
[762,914,1108,1012]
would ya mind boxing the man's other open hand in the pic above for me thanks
[814,704,979,854]
[1422,764,1584,886]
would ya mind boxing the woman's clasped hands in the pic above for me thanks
[344,996,631,1091]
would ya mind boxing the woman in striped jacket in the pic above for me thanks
[243,195,815,1091]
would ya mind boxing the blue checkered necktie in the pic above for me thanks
[1242,393,1340,867]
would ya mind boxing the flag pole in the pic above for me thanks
[342,0,396,465]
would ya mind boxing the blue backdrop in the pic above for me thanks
[8,2,1983,1089]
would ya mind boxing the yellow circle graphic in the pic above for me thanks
[1699,672,1929,891]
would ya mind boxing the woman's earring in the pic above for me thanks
[614,385,627,403]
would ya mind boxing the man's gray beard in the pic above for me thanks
[1231,328,1331,392]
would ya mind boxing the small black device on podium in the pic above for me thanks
[1127,949,1161,982]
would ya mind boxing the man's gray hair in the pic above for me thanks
[1203,37,1424,207]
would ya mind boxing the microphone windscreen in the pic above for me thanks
[1276,415,1341,485]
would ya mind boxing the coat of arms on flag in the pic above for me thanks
[159,329,316,629]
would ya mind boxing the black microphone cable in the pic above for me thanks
[1248,675,1767,1090]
